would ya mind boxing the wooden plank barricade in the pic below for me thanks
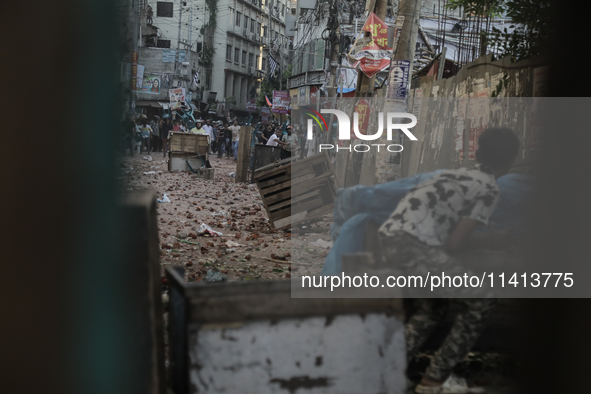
[169,132,209,155]
[167,132,212,177]
[253,152,336,229]
[165,266,406,394]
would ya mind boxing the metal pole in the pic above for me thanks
[175,1,183,77]
[374,0,422,184]
[130,0,139,114]
[327,0,340,98]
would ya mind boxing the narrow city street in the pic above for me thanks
[119,152,331,283]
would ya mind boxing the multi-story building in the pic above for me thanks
[145,0,288,117]
[287,0,329,105]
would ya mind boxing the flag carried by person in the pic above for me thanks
[268,56,278,78]
[265,95,273,107]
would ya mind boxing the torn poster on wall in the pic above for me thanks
[468,90,490,160]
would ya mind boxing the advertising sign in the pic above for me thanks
[352,99,371,139]
[352,13,392,78]
[272,90,290,114]
[169,88,186,111]
[246,99,257,111]
[386,60,411,100]
[138,75,161,94]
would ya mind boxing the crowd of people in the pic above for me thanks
[121,114,303,161]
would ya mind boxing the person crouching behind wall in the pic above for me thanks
[378,127,519,394]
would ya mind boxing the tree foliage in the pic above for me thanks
[256,64,291,107]
[446,0,552,61]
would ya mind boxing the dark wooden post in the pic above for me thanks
[235,125,252,183]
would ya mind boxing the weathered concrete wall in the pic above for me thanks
[403,54,547,177]
[136,47,199,101]
[355,54,548,185]
[189,314,406,394]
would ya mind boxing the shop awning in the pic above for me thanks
[136,100,162,108]
[158,102,170,110]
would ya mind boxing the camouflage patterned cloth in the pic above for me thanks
[378,230,493,298]
[406,297,497,381]
[378,230,497,382]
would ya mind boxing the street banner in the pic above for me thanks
[162,49,186,63]
[272,90,290,114]
[138,74,161,94]
[246,99,256,111]
[135,65,145,89]
[386,60,411,100]
[169,88,186,111]
[131,51,138,91]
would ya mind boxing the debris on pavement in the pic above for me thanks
[197,223,223,237]
[311,239,333,249]
[205,269,227,283]
[157,194,171,203]
[120,154,330,282]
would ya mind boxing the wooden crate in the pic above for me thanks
[190,167,215,180]
[254,152,336,229]
[168,152,207,173]
[252,144,283,172]
[169,132,209,155]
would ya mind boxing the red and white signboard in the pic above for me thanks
[353,13,392,78]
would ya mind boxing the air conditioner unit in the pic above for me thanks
[243,28,248,37]
[251,33,257,42]
[249,66,255,75]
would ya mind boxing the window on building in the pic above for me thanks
[262,57,266,71]
[249,53,254,67]
[281,4,285,16]
[226,45,232,61]
[256,55,260,69]
[263,26,267,37]
[257,22,261,36]
[250,18,255,33]
[156,39,171,48]
[244,16,248,30]
[156,2,173,17]
[234,47,240,63]
[242,51,247,66]
[236,12,241,26]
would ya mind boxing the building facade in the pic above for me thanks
[146,0,288,115]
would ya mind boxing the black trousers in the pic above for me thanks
[280,148,292,160]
